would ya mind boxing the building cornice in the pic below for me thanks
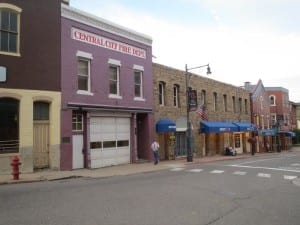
[61,3,152,46]
[265,87,289,93]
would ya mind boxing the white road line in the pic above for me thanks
[228,165,300,173]
[284,175,298,180]
[236,158,281,165]
[257,173,271,178]
[291,163,300,167]
[187,169,203,173]
[170,168,184,172]
[210,170,224,174]
[167,164,186,168]
[233,171,247,175]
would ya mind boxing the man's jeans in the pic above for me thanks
[153,150,159,165]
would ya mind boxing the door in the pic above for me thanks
[33,121,49,168]
[72,134,84,169]
[175,132,186,157]
[234,133,243,154]
[33,102,50,169]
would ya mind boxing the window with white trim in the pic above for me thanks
[109,64,120,96]
[269,95,276,106]
[0,4,22,55]
[201,90,206,105]
[72,112,83,131]
[271,114,276,126]
[134,70,143,98]
[77,58,90,92]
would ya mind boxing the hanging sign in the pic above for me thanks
[188,89,198,111]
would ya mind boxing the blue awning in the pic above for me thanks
[285,131,296,137]
[200,121,239,133]
[232,122,257,132]
[261,129,276,136]
[156,119,176,133]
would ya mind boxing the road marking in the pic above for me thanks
[233,171,247,175]
[187,169,203,173]
[228,165,300,173]
[170,168,184,172]
[167,164,186,168]
[257,173,271,178]
[291,163,300,167]
[284,175,297,180]
[210,170,224,174]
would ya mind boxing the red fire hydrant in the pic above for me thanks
[11,155,21,180]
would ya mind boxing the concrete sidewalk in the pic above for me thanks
[1,148,299,185]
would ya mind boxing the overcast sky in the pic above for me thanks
[70,0,300,102]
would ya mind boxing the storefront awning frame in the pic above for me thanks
[200,121,239,134]
[156,119,176,133]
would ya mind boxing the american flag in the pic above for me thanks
[196,104,208,120]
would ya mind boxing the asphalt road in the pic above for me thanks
[1,152,300,225]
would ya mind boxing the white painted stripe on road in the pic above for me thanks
[210,170,224,174]
[235,158,283,165]
[187,169,203,173]
[233,171,247,175]
[170,168,184,172]
[231,155,298,166]
[257,173,271,178]
[291,163,300,167]
[284,175,297,180]
[227,165,300,173]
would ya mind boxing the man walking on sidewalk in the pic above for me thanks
[151,139,160,165]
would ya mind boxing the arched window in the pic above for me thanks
[223,94,227,112]
[269,95,276,106]
[0,3,22,55]
[200,90,206,105]
[213,92,217,111]
[159,82,165,106]
[232,96,236,113]
[173,84,179,107]
[0,97,19,153]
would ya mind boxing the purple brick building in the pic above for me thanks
[60,3,154,170]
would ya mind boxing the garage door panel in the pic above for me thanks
[117,148,130,157]
[102,133,116,140]
[90,149,102,160]
[117,119,130,130]
[90,116,130,168]
[116,134,129,140]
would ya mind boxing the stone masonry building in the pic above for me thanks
[153,63,252,160]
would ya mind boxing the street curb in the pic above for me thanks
[1,149,299,185]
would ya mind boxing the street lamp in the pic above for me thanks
[185,63,211,162]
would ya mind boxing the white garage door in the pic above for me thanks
[90,117,130,168]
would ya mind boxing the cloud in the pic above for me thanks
[70,0,300,102]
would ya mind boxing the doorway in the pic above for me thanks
[33,101,50,169]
